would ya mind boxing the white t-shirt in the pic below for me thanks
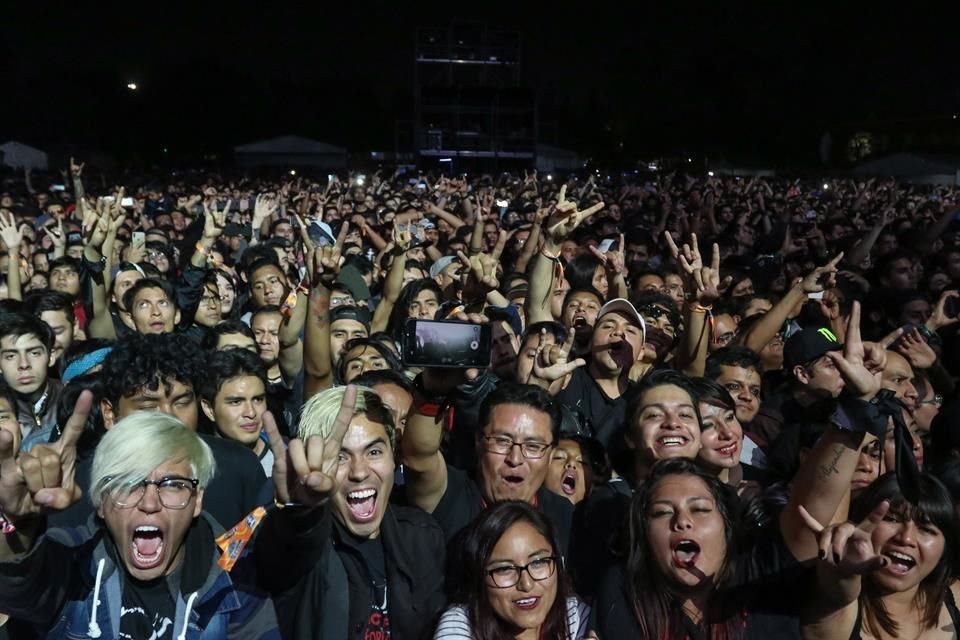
[433,597,590,639]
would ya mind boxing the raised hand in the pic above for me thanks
[264,386,358,506]
[69,157,84,178]
[827,302,881,398]
[44,219,66,249]
[253,194,279,230]
[664,232,730,305]
[798,501,890,576]
[588,233,626,277]
[800,253,844,294]
[544,185,605,243]
[926,290,960,331]
[896,329,937,370]
[202,199,231,240]
[457,230,505,299]
[529,328,586,391]
[312,221,349,288]
[392,223,412,252]
[0,211,23,254]
[0,391,93,519]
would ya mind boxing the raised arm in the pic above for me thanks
[845,208,894,267]
[0,212,23,302]
[741,254,843,354]
[303,225,348,399]
[370,227,410,334]
[426,202,466,230]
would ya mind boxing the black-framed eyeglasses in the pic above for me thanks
[486,556,557,588]
[918,394,943,408]
[111,476,199,510]
[639,305,669,320]
[200,294,222,307]
[482,435,552,459]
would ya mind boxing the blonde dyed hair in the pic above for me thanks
[298,385,395,449]
[90,411,216,509]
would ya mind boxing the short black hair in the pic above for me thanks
[48,256,81,276]
[0,311,54,350]
[23,290,76,325]
[199,348,268,403]
[352,369,414,394]
[101,333,204,407]
[245,257,284,286]
[250,304,284,327]
[562,286,604,313]
[202,319,256,352]
[519,321,568,349]
[122,277,178,314]
[690,377,736,412]
[705,346,764,380]
[335,337,403,385]
[478,382,561,444]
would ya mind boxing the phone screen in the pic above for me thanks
[598,238,616,253]
[401,319,492,368]
[132,232,145,245]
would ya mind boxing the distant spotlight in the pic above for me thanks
[708,171,715,177]
[356,178,365,186]
[687,157,692,163]
[438,158,452,163]
[126,82,138,91]
[289,170,297,176]
[823,183,829,189]
[546,174,553,181]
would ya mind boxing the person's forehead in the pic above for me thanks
[332,318,367,333]
[218,333,256,348]
[0,333,45,349]
[132,378,194,397]
[253,265,283,280]
[883,352,913,377]
[718,365,760,384]
[134,287,171,302]
[488,403,552,436]
[51,265,78,276]
[568,292,601,306]
[641,383,694,407]
[39,309,69,324]
[253,314,282,330]
[348,346,383,361]
[218,375,266,397]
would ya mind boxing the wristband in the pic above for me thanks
[0,510,16,535]
[688,302,713,313]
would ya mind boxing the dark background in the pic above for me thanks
[2,3,958,166]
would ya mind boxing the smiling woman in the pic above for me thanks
[436,501,592,639]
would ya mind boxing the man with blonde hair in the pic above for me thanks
[0,393,279,639]
[254,385,446,640]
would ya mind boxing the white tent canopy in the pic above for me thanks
[234,135,347,169]
[0,141,48,170]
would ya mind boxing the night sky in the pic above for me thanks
[2,4,958,165]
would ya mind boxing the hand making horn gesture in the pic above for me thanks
[264,385,358,507]
[0,391,94,521]
[544,184,605,244]
[664,232,731,305]
[798,501,891,576]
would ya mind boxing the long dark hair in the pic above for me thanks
[387,278,443,341]
[625,458,744,640]
[853,472,957,638]
[449,501,573,640]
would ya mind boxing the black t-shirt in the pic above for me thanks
[119,576,177,640]
[354,536,391,640]
[555,368,629,450]
[593,531,805,639]
[433,465,574,556]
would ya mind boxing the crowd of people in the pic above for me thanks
[0,161,958,639]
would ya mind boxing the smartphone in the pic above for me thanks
[401,319,492,368]
[496,199,509,208]
[132,231,145,245]
[121,197,134,208]
[598,238,617,253]
[51,184,66,192]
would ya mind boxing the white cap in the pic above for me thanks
[596,298,646,344]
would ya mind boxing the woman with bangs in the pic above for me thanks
[801,472,960,640]
[691,379,748,491]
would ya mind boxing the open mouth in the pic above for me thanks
[560,469,578,496]
[513,596,541,611]
[656,435,689,450]
[345,489,378,523]
[502,474,525,489]
[716,442,738,458]
[131,525,165,569]
[884,550,917,575]
[672,539,701,568]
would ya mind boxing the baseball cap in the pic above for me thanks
[783,327,843,368]
[596,298,646,343]
[429,255,458,279]
[330,305,371,327]
[420,220,436,230]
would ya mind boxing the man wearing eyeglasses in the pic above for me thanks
[404,382,575,554]
[0,401,279,639]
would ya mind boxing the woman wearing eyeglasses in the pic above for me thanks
[434,501,595,640]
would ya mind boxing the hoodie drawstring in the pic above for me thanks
[176,592,198,640]
[86,558,106,638]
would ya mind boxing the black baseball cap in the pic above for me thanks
[783,327,843,368]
